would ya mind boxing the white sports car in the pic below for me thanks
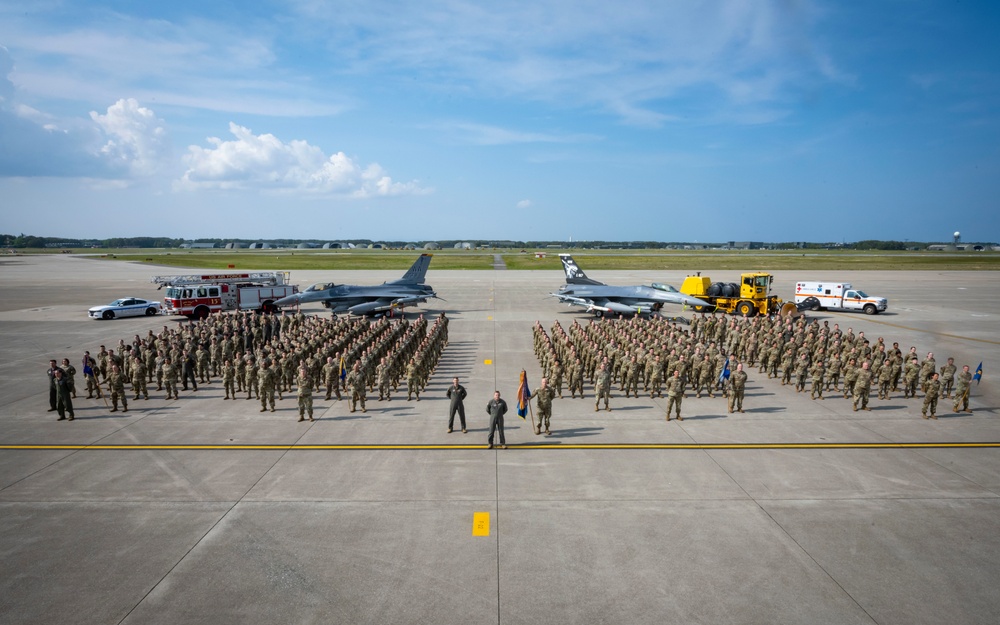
[89,298,161,320]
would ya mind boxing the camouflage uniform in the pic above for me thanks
[347,364,367,413]
[594,365,612,411]
[853,366,872,411]
[162,360,178,400]
[728,369,747,413]
[296,369,314,421]
[259,364,276,412]
[665,373,684,421]
[531,384,556,434]
[922,377,941,419]
[108,368,129,412]
[953,369,973,413]
[222,361,236,399]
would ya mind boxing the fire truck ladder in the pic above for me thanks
[151,271,290,288]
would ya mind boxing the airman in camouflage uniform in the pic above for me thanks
[162,358,178,400]
[665,370,684,421]
[131,356,149,400]
[323,357,339,401]
[809,360,824,400]
[902,358,920,398]
[347,361,367,413]
[877,359,893,399]
[376,356,392,401]
[222,359,236,399]
[922,373,941,419]
[728,364,747,413]
[108,364,129,412]
[259,361,276,412]
[531,377,556,435]
[938,358,957,398]
[296,366,314,422]
[568,358,584,398]
[953,365,973,413]
[406,358,420,401]
[245,357,259,400]
[853,361,872,412]
[594,362,612,411]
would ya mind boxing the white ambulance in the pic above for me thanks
[794,282,888,315]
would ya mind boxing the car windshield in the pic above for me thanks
[109,299,125,306]
[306,283,335,292]
[856,290,868,298]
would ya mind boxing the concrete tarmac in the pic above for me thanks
[1,255,998,625]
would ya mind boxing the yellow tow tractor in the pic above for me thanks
[680,272,809,317]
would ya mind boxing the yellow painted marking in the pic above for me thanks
[472,512,490,536]
[484,359,492,365]
[487,316,493,320]
[829,313,1000,346]
[1,443,998,451]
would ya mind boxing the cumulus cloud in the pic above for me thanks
[0,47,170,178]
[516,199,532,209]
[90,98,169,176]
[179,123,428,197]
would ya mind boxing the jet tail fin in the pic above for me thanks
[560,254,603,285]
[390,254,432,285]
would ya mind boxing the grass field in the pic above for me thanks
[63,248,1000,272]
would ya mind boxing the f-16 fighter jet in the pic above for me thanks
[551,254,709,317]
[275,254,438,316]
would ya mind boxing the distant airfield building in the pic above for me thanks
[247,242,271,250]
[179,242,216,249]
[727,241,764,250]
[423,242,441,250]
[224,242,243,249]
[455,242,472,250]
[322,242,352,249]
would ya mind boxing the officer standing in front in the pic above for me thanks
[446,377,467,433]
[487,391,508,449]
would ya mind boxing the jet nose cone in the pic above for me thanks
[682,294,711,308]
[274,294,301,307]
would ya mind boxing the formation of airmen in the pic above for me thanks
[43,305,978,430]
[533,311,976,421]
[48,310,449,421]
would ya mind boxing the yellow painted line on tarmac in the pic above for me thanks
[831,313,1000,346]
[472,512,490,536]
[2,442,999,451]
[484,359,492,365]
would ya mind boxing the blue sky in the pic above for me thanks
[1,1,997,242]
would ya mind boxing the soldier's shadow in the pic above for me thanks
[550,427,603,438]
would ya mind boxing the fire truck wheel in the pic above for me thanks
[102,310,114,320]
[193,306,210,319]
[145,307,158,316]
[260,302,276,314]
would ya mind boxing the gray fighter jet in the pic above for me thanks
[551,254,709,316]
[274,254,438,316]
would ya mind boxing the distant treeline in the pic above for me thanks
[0,234,990,250]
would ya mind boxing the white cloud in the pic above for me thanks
[0,47,170,179]
[517,199,532,209]
[90,98,169,176]
[179,123,429,197]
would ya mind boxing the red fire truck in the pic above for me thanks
[153,271,298,318]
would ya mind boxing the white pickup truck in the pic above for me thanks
[794,282,888,315]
